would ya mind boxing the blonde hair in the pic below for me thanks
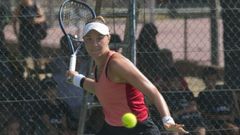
[87,16,106,24]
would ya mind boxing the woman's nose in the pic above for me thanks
[92,40,99,46]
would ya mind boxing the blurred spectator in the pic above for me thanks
[0,61,25,102]
[201,66,218,90]
[0,116,22,135]
[197,66,239,134]
[7,61,25,81]
[158,67,189,91]
[163,91,206,135]
[0,61,13,81]
[3,60,40,99]
[12,0,46,72]
[45,34,91,120]
[35,78,75,135]
[137,23,159,52]
[137,23,161,83]
[2,61,42,134]
[0,3,11,59]
[0,3,12,81]
[136,23,182,87]
[84,106,104,134]
[159,67,207,135]
[158,48,174,69]
[109,33,122,52]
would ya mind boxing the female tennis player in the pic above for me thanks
[66,16,188,135]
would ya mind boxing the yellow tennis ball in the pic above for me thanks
[121,113,137,128]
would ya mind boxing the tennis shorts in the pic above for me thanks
[96,117,160,135]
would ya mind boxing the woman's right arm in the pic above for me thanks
[82,77,96,93]
[66,70,96,94]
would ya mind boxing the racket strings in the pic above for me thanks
[62,2,94,40]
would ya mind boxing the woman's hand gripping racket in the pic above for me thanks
[59,0,96,72]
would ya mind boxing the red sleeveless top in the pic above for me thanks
[95,51,148,126]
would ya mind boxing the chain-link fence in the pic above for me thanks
[0,0,240,135]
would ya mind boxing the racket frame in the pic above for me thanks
[58,0,96,71]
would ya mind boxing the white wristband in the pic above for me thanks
[162,116,175,125]
[73,74,85,88]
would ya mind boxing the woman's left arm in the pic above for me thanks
[109,54,188,133]
[109,55,170,117]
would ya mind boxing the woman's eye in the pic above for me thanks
[98,36,104,40]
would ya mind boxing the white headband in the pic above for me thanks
[83,22,110,37]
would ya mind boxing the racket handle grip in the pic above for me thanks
[69,54,77,71]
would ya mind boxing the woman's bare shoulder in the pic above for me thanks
[110,52,131,65]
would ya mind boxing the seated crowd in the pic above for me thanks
[1,62,240,135]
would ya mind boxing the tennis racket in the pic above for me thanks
[58,0,96,71]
